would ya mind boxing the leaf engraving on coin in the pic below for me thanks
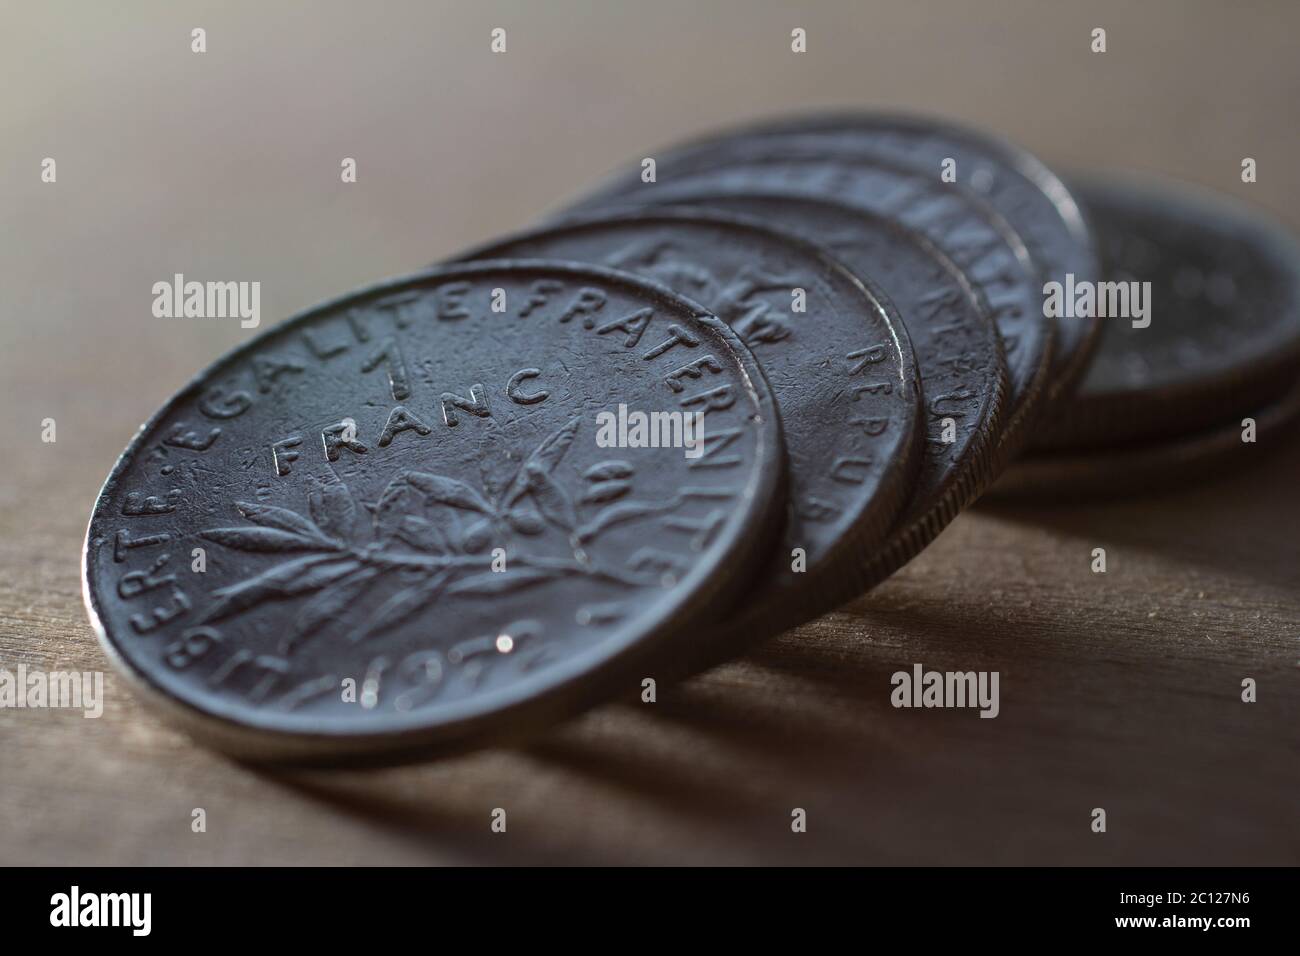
[195,422,681,661]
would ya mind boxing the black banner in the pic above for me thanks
[0,867,1289,942]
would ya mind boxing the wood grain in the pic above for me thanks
[1,0,1297,865]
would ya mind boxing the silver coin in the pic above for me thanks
[83,262,786,764]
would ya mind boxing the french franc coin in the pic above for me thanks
[1032,175,1300,451]
[562,156,1052,470]
[450,208,924,627]
[564,112,1088,412]
[83,262,785,765]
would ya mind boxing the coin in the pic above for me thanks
[565,111,1094,404]
[989,379,1300,500]
[82,262,785,764]
[1031,176,1300,451]
[562,155,1052,468]
[450,209,924,623]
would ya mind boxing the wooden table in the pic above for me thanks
[2,0,1296,865]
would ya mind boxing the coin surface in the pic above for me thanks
[990,379,1300,500]
[452,210,924,621]
[1032,176,1300,451]
[563,155,1052,468]
[83,262,785,764]
[565,112,1093,404]
[560,193,1008,601]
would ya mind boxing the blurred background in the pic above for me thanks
[2,1,1297,865]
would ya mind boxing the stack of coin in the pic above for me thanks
[83,113,1300,764]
